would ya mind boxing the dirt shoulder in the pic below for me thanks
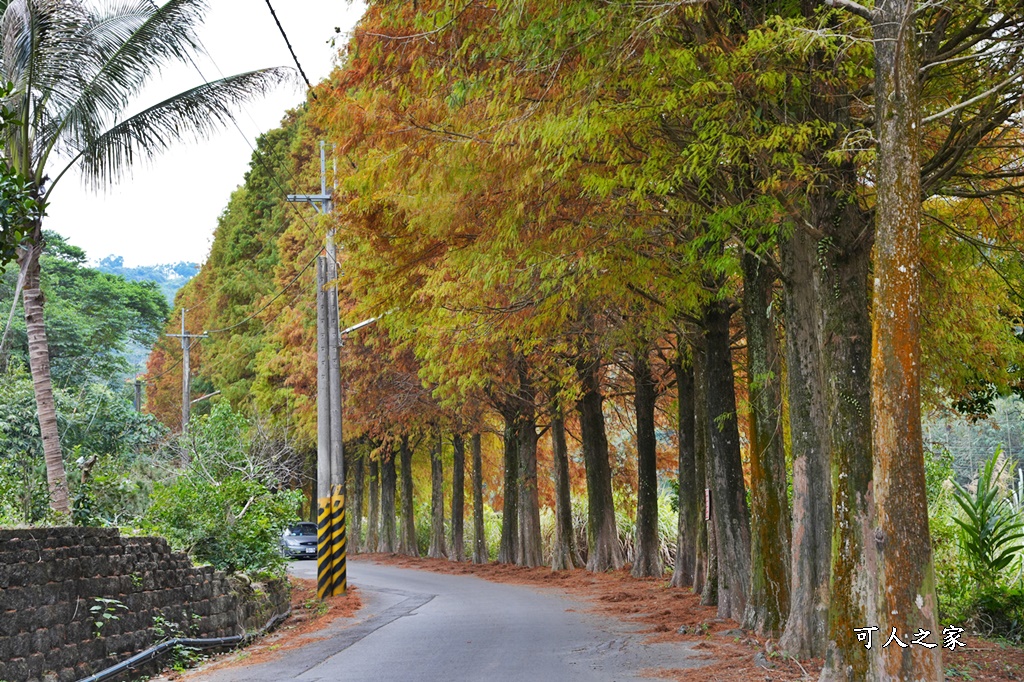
[152,571,362,680]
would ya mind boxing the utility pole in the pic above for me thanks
[166,309,207,432]
[289,141,346,598]
[134,378,143,413]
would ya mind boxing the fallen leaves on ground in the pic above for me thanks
[360,552,1024,682]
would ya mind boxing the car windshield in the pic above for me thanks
[286,523,317,537]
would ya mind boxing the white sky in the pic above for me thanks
[45,0,367,267]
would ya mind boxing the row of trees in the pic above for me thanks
[143,1,1024,680]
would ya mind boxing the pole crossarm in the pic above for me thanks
[166,310,209,432]
[286,193,332,214]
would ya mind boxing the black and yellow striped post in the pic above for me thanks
[316,495,334,600]
[330,483,347,595]
[316,485,347,599]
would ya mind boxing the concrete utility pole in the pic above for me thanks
[289,141,346,598]
[166,309,207,432]
[133,378,143,413]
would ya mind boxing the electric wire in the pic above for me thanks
[144,1,336,315]
[203,248,321,335]
[262,0,313,89]
[136,1,341,377]
[147,353,183,382]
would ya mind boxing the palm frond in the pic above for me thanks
[0,1,92,174]
[71,67,297,191]
[44,0,213,177]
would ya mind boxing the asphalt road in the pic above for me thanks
[177,558,701,682]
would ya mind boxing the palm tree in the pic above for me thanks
[0,0,293,514]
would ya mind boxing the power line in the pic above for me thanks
[145,0,331,311]
[148,354,184,382]
[204,248,322,335]
[263,0,313,89]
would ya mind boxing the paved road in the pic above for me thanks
[178,558,701,681]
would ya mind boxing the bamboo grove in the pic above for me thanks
[145,1,1024,679]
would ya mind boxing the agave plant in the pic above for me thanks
[0,0,292,513]
[952,448,1024,582]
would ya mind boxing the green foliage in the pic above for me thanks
[0,79,42,266]
[143,403,303,576]
[614,490,676,573]
[952,448,1024,581]
[90,597,128,638]
[933,448,1024,641]
[152,613,205,671]
[0,233,171,388]
[0,363,165,526]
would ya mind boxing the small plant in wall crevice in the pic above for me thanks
[90,597,128,638]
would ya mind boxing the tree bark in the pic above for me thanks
[398,434,418,556]
[632,348,663,578]
[471,433,488,563]
[380,446,397,553]
[352,450,366,553]
[576,358,624,572]
[693,343,710,598]
[814,191,877,678]
[671,355,697,588]
[779,227,832,659]
[497,409,520,564]
[366,456,380,553]
[451,432,466,562]
[517,361,543,568]
[740,252,791,637]
[428,429,446,559]
[703,300,751,620]
[868,2,941,677]
[696,340,718,607]
[551,412,582,570]
[19,231,69,515]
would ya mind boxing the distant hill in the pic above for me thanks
[95,255,199,305]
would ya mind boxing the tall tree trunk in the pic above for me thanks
[551,412,582,570]
[869,3,941,677]
[576,358,623,572]
[779,228,831,659]
[399,435,418,556]
[471,433,488,564]
[428,429,446,559]
[740,252,791,636]
[366,457,380,553]
[497,409,520,564]
[632,348,663,578]
[380,448,397,553]
[817,193,876,679]
[352,450,365,553]
[451,433,466,562]
[693,343,710,598]
[703,299,751,621]
[517,362,543,567]
[701,507,718,607]
[19,232,69,515]
[671,355,697,588]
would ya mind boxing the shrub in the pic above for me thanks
[951,448,1024,583]
[143,403,302,577]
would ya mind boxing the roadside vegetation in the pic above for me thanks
[5,1,1024,680]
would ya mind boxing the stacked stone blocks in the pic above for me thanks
[0,527,287,682]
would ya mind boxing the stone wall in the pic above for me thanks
[0,527,289,682]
